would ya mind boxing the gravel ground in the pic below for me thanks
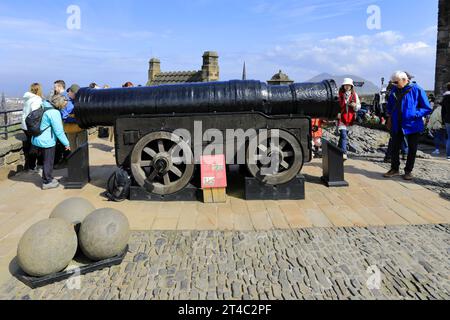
[0,225,449,300]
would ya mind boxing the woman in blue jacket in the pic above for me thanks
[32,96,71,190]
[383,71,432,180]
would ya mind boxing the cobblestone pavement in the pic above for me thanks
[0,224,449,300]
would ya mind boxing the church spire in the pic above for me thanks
[242,62,247,81]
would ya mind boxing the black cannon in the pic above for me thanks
[74,80,339,196]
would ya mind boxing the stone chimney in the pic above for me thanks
[435,0,449,97]
[148,58,161,84]
[201,51,219,82]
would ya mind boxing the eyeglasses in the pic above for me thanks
[392,81,399,85]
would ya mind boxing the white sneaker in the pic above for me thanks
[431,150,440,156]
[34,166,43,176]
[42,180,60,190]
[343,154,348,161]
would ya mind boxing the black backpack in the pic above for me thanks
[25,102,53,137]
[105,168,131,202]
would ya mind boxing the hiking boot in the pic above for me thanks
[42,180,60,190]
[401,154,407,161]
[431,149,440,156]
[403,172,414,181]
[383,169,400,178]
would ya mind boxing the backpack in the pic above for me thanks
[105,168,131,202]
[26,101,53,137]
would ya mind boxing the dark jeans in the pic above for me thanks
[23,130,41,170]
[386,136,408,158]
[338,129,348,155]
[433,129,446,150]
[41,146,56,184]
[446,123,450,157]
[391,131,420,173]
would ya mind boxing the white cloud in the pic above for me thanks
[394,42,432,56]
[223,29,435,89]
[421,25,438,38]
[375,31,404,45]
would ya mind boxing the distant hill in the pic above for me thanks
[307,73,380,95]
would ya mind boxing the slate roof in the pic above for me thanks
[148,71,203,86]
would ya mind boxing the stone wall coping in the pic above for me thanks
[0,134,26,157]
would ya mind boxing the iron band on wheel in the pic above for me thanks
[130,131,194,195]
[246,130,304,185]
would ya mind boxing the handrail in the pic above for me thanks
[0,108,23,140]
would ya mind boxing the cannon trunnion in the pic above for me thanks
[74,80,339,196]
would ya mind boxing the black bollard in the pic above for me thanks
[65,143,90,189]
[321,139,349,187]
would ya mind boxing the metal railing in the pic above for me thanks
[0,109,23,140]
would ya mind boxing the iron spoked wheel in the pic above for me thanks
[131,131,194,195]
[246,130,304,185]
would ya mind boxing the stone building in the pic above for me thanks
[435,0,449,97]
[267,70,294,85]
[147,51,219,86]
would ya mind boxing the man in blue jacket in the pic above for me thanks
[32,96,71,190]
[62,84,88,151]
[383,71,432,180]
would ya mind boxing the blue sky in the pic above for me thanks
[0,0,439,96]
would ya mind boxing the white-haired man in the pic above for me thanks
[383,71,432,180]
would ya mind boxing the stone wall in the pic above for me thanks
[0,134,26,180]
[0,128,98,181]
[435,0,450,97]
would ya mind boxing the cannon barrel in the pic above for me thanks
[74,79,339,128]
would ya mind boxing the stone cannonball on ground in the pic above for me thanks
[17,219,78,277]
[50,197,96,226]
[79,208,130,261]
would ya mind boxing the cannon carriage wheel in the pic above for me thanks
[246,130,304,185]
[130,131,195,195]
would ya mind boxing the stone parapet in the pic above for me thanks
[0,129,98,181]
[0,133,26,180]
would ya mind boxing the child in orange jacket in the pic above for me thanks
[311,118,323,158]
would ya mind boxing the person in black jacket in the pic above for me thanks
[442,82,450,160]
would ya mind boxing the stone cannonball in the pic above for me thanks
[17,219,78,277]
[50,197,96,226]
[79,208,130,261]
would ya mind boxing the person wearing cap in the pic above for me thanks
[337,78,361,160]
[60,84,87,151]
[383,71,432,180]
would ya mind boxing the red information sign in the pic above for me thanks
[200,155,227,189]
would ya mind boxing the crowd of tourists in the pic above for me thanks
[312,71,449,181]
[20,80,135,190]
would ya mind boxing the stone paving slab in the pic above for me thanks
[0,138,450,287]
[0,224,448,300]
